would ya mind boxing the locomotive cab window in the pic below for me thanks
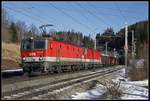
[21,39,47,50]
[34,40,46,49]
[21,39,33,50]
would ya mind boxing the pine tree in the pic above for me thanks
[9,22,18,43]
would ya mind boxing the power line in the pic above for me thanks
[75,3,89,21]
[87,5,142,21]
[88,3,121,27]
[59,6,143,21]
[29,3,79,31]
[9,4,63,30]
[20,8,56,26]
[54,4,145,14]
[114,2,128,22]
[20,7,60,30]
[3,5,72,32]
[93,6,145,14]
[74,3,97,28]
[73,3,93,30]
[29,6,71,31]
[52,3,145,21]
[48,3,92,30]
[32,5,75,31]
[76,3,111,28]
[3,6,46,24]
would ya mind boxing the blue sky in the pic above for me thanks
[2,1,148,38]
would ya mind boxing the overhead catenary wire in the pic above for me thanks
[3,2,146,37]
[11,4,69,31]
[17,7,59,29]
[3,6,52,38]
[92,6,145,13]
[48,3,92,30]
[3,6,59,35]
[74,3,97,30]
[89,3,141,22]
[3,5,72,33]
[29,5,73,31]
[55,5,145,19]
[114,2,128,23]
[88,3,128,32]
[94,11,142,20]
[76,3,111,28]
[3,6,46,25]
[59,5,143,21]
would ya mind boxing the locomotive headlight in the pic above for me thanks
[22,58,26,61]
[39,57,43,61]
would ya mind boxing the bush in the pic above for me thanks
[101,80,122,100]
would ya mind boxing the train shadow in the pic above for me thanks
[1,71,24,78]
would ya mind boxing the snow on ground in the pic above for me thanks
[123,80,148,87]
[120,83,148,99]
[72,88,106,100]
[2,69,23,72]
[72,67,149,100]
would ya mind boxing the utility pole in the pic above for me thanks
[125,22,128,78]
[114,48,116,57]
[132,30,135,61]
[105,42,108,56]
[92,28,98,50]
[94,38,96,50]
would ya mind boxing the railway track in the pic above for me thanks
[2,69,87,85]
[2,65,123,100]
[2,65,108,84]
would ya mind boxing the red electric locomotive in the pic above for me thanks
[21,37,102,75]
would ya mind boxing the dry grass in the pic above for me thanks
[2,42,21,70]
[101,79,122,100]
[93,77,123,100]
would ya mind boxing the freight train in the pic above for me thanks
[21,37,119,75]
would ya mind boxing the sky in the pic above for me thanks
[2,1,148,38]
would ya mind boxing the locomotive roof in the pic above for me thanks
[22,37,53,40]
[23,37,100,53]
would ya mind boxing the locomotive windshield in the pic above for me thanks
[21,39,33,50]
[21,39,47,50]
[34,40,46,49]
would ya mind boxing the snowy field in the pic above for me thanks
[72,68,148,100]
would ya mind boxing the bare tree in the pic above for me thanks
[15,21,28,41]
[2,8,11,42]
[27,24,40,38]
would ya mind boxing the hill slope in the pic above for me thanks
[2,42,21,70]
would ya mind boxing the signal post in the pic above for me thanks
[124,23,128,78]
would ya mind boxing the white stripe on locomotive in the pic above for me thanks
[22,57,101,63]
